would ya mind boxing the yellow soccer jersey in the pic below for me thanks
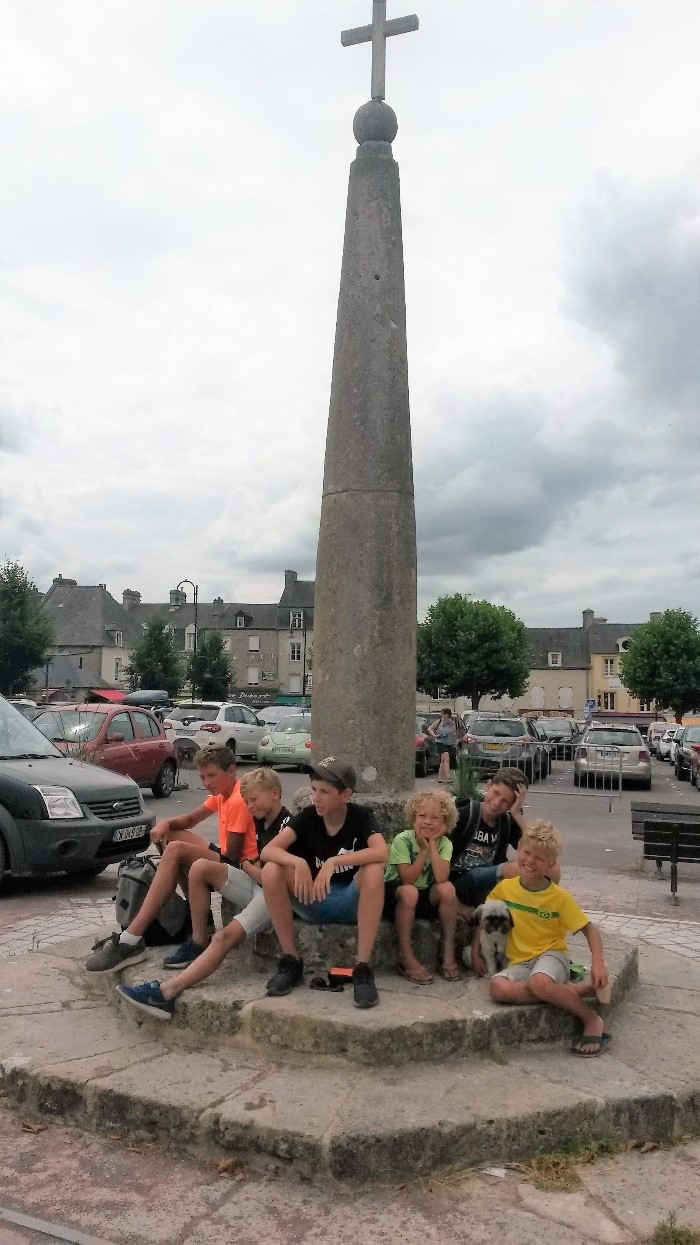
[488,877,589,964]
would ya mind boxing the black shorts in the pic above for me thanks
[383,881,436,921]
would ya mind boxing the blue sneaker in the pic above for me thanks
[162,937,207,970]
[116,980,174,1020]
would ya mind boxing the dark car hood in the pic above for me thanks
[0,755,141,798]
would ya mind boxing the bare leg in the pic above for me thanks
[490,972,605,1050]
[186,858,229,946]
[261,862,299,957]
[160,921,246,1000]
[128,839,217,938]
[395,885,431,981]
[438,750,450,782]
[431,880,459,973]
[355,863,385,964]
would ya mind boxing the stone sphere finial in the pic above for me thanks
[353,99,398,144]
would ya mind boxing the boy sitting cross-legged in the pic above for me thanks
[385,789,460,983]
[85,743,255,974]
[480,819,612,1057]
[260,757,388,1009]
[116,768,290,1019]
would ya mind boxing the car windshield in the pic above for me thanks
[683,727,700,742]
[471,719,526,738]
[0,697,63,759]
[258,707,291,724]
[584,729,642,747]
[274,715,310,733]
[34,710,104,743]
[167,705,219,722]
[543,719,572,732]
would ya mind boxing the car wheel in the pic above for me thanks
[677,761,687,781]
[416,749,428,779]
[0,836,6,888]
[152,760,176,799]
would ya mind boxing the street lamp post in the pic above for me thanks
[177,579,199,702]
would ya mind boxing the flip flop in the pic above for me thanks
[440,964,462,982]
[396,962,433,985]
[571,1032,612,1058]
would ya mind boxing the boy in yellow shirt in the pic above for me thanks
[482,820,611,1057]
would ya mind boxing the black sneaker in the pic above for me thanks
[266,955,304,997]
[352,962,378,1009]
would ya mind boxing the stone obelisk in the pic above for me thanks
[312,2,419,796]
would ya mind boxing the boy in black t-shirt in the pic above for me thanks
[450,768,528,911]
[260,758,388,1008]
[116,768,290,1019]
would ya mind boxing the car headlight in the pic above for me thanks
[33,785,84,820]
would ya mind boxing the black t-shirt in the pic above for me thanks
[288,802,380,885]
[450,799,521,873]
[254,806,290,855]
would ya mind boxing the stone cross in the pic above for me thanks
[341,0,419,101]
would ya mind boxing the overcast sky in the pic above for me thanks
[1,0,699,626]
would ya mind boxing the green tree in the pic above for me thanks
[417,595,530,709]
[0,561,54,696]
[186,632,232,701]
[621,609,700,722]
[126,616,182,698]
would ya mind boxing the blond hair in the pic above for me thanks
[239,767,282,798]
[405,788,458,833]
[520,819,562,860]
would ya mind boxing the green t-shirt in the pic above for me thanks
[385,827,453,889]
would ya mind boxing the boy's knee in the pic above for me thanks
[435,881,456,904]
[162,839,187,865]
[396,884,418,908]
[489,975,510,1002]
[527,972,555,999]
[214,923,244,952]
[357,863,385,889]
[188,856,211,883]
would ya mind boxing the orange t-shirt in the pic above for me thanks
[204,781,257,860]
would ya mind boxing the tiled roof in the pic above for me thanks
[42,583,143,648]
[27,655,113,692]
[526,627,590,670]
[587,622,641,654]
[129,602,280,630]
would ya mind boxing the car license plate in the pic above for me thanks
[277,747,295,753]
[177,729,197,736]
[112,824,148,843]
[484,742,502,750]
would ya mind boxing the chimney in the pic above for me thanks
[212,596,224,620]
[649,611,662,623]
[122,589,141,611]
[582,609,594,630]
[284,569,298,590]
[52,574,77,588]
[169,588,186,607]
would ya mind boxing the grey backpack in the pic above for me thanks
[115,853,191,945]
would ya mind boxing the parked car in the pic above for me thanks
[8,698,40,721]
[527,719,552,779]
[674,725,700,781]
[163,701,266,762]
[573,726,651,789]
[415,716,440,777]
[646,720,671,757]
[657,727,679,762]
[689,747,700,789]
[0,694,155,886]
[257,704,308,728]
[461,716,541,781]
[536,717,577,760]
[33,703,178,798]
[669,731,683,767]
[257,713,313,770]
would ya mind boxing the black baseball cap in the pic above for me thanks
[310,757,357,792]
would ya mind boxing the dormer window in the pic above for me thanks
[548,651,562,668]
[114,631,123,647]
[290,610,304,629]
[235,614,246,629]
[617,637,631,653]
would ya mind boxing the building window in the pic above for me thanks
[290,610,304,630]
[288,674,302,694]
[548,652,562,668]
[247,666,259,685]
[603,692,616,710]
[530,686,545,709]
[248,636,260,651]
[604,658,615,676]
[185,627,196,652]
[115,631,123,648]
[639,700,652,712]
[290,642,301,662]
[558,686,573,709]
[114,657,122,680]
[236,615,246,629]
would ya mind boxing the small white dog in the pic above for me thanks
[461,899,513,977]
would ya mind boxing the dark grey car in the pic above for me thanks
[0,695,155,886]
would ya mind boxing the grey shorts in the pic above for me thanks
[216,866,270,937]
[494,950,570,984]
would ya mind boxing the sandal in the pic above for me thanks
[571,1032,612,1058]
[396,962,433,985]
[440,963,462,982]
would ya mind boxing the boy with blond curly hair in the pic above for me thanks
[385,788,460,983]
[482,819,612,1057]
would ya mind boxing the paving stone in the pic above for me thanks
[516,1185,633,1242]
[578,1146,700,1237]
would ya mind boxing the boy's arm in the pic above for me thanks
[260,825,301,867]
[428,836,450,884]
[580,921,608,988]
[312,832,388,899]
[151,802,212,845]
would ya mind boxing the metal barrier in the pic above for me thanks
[537,741,623,812]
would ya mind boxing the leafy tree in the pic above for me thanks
[621,609,700,722]
[417,595,530,709]
[126,616,182,698]
[186,632,231,701]
[0,561,54,695]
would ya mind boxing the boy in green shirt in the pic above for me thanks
[385,789,460,983]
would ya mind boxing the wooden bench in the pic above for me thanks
[642,820,700,904]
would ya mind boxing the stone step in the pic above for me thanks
[109,928,638,1066]
[1,938,697,1183]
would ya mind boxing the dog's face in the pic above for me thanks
[475,899,514,937]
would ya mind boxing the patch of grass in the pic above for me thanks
[450,757,482,801]
[515,1132,620,1192]
[650,1212,700,1245]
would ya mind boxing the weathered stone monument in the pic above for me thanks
[311,1,419,796]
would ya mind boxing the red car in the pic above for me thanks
[33,704,178,798]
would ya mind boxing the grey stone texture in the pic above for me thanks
[312,123,417,796]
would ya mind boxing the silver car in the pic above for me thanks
[574,726,651,789]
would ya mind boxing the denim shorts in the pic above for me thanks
[292,878,360,924]
[452,866,500,907]
[493,950,570,984]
